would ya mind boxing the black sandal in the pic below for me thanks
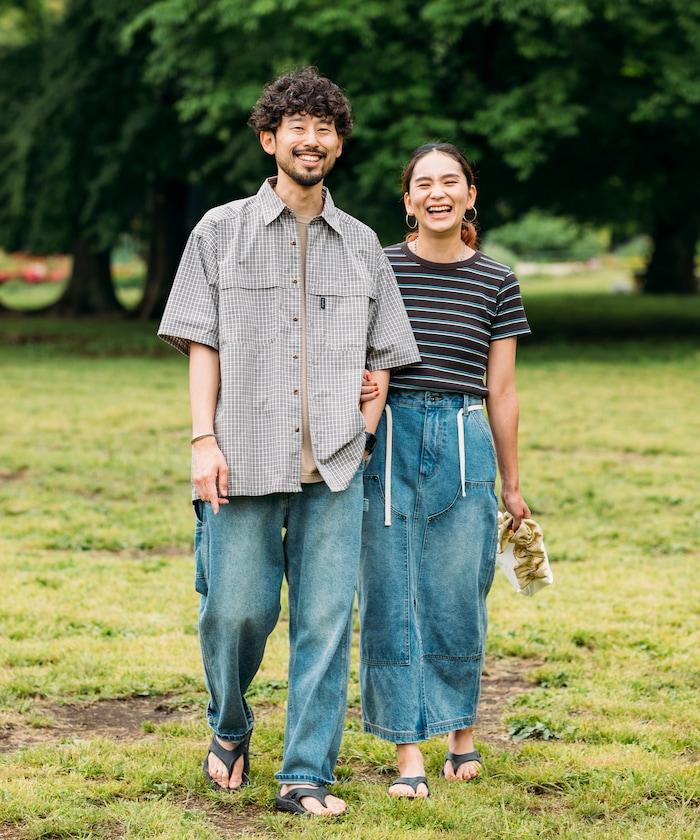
[389,775,430,798]
[275,785,341,815]
[441,749,482,778]
[202,730,251,791]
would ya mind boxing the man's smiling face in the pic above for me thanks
[261,113,343,187]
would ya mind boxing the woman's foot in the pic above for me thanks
[444,727,481,781]
[388,744,429,798]
[207,736,245,790]
[278,784,347,815]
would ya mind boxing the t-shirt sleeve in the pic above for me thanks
[157,223,219,356]
[491,272,531,341]
[365,240,422,372]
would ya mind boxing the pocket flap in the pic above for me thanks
[308,274,376,299]
[219,261,281,290]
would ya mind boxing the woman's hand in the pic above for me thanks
[192,437,230,514]
[501,487,531,532]
[360,370,380,403]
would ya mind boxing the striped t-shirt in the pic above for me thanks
[386,242,530,397]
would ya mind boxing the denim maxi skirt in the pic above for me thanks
[358,388,499,743]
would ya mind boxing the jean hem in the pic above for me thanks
[363,714,477,743]
[275,773,335,785]
[208,723,253,742]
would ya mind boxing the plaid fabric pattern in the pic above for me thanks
[159,178,421,497]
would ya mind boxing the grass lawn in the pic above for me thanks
[1,269,699,838]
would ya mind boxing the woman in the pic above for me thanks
[358,143,531,798]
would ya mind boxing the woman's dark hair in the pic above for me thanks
[402,143,477,247]
[248,67,353,137]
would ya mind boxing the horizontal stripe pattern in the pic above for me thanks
[387,242,531,397]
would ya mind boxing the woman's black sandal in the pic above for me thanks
[389,776,430,798]
[275,785,341,815]
[202,730,251,791]
[441,749,482,778]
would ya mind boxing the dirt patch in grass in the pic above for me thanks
[0,824,24,840]
[0,467,28,482]
[0,657,538,755]
[476,656,541,745]
[176,794,270,838]
[0,695,199,753]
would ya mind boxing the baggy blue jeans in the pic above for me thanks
[358,389,498,742]
[193,466,364,784]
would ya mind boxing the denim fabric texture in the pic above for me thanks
[193,465,364,784]
[358,388,498,742]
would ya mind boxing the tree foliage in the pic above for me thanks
[1,0,698,311]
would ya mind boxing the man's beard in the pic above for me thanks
[278,151,335,187]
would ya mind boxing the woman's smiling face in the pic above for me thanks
[405,150,476,235]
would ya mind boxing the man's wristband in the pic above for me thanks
[191,432,216,445]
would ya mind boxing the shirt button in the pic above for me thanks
[294,426,300,432]
[292,315,298,322]
[290,240,296,246]
[292,278,298,284]
[293,389,299,395]
[292,353,299,360]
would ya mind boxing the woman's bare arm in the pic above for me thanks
[485,337,530,530]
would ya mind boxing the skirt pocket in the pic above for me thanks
[417,487,497,660]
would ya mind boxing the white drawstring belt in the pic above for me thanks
[383,404,393,526]
[457,404,484,496]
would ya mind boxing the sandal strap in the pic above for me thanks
[282,785,332,808]
[446,749,482,770]
[208,731,250,775]
[392,776,429,793]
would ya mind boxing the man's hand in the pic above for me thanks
[360,370,380,403]
[192,437,229,514]
[501,487,531,532]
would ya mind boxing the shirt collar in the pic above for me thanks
[257,177,343,236]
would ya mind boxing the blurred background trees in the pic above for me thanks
[1,0,698,317]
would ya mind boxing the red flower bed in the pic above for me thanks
[0,255,69,284]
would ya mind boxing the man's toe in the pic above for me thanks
[208,755,227,788]
[227,755,244,789]
[325,794,347,814]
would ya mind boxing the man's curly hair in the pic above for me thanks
[248,67,353,137]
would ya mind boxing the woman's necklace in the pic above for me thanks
[412,236,470,263]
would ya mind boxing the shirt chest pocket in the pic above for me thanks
[308,273,376,354]
[219,266,281,348]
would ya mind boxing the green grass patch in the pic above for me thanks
[1,272,699,837]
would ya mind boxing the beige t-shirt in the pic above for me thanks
[296,215,324,484]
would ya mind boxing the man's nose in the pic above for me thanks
[302,127,321,147]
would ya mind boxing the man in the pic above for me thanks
[158,67,420,816]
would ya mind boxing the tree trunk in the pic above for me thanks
[643,204,699,294]
[137,180,188,320]
[45,238,122,315]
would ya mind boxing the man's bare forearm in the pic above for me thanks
[361,369,390,433]
[189,343,220,436]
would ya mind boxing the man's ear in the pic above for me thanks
[259,130,276,157]
[335,135,344,159]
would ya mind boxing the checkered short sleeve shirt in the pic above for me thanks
[158,179,421,497]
